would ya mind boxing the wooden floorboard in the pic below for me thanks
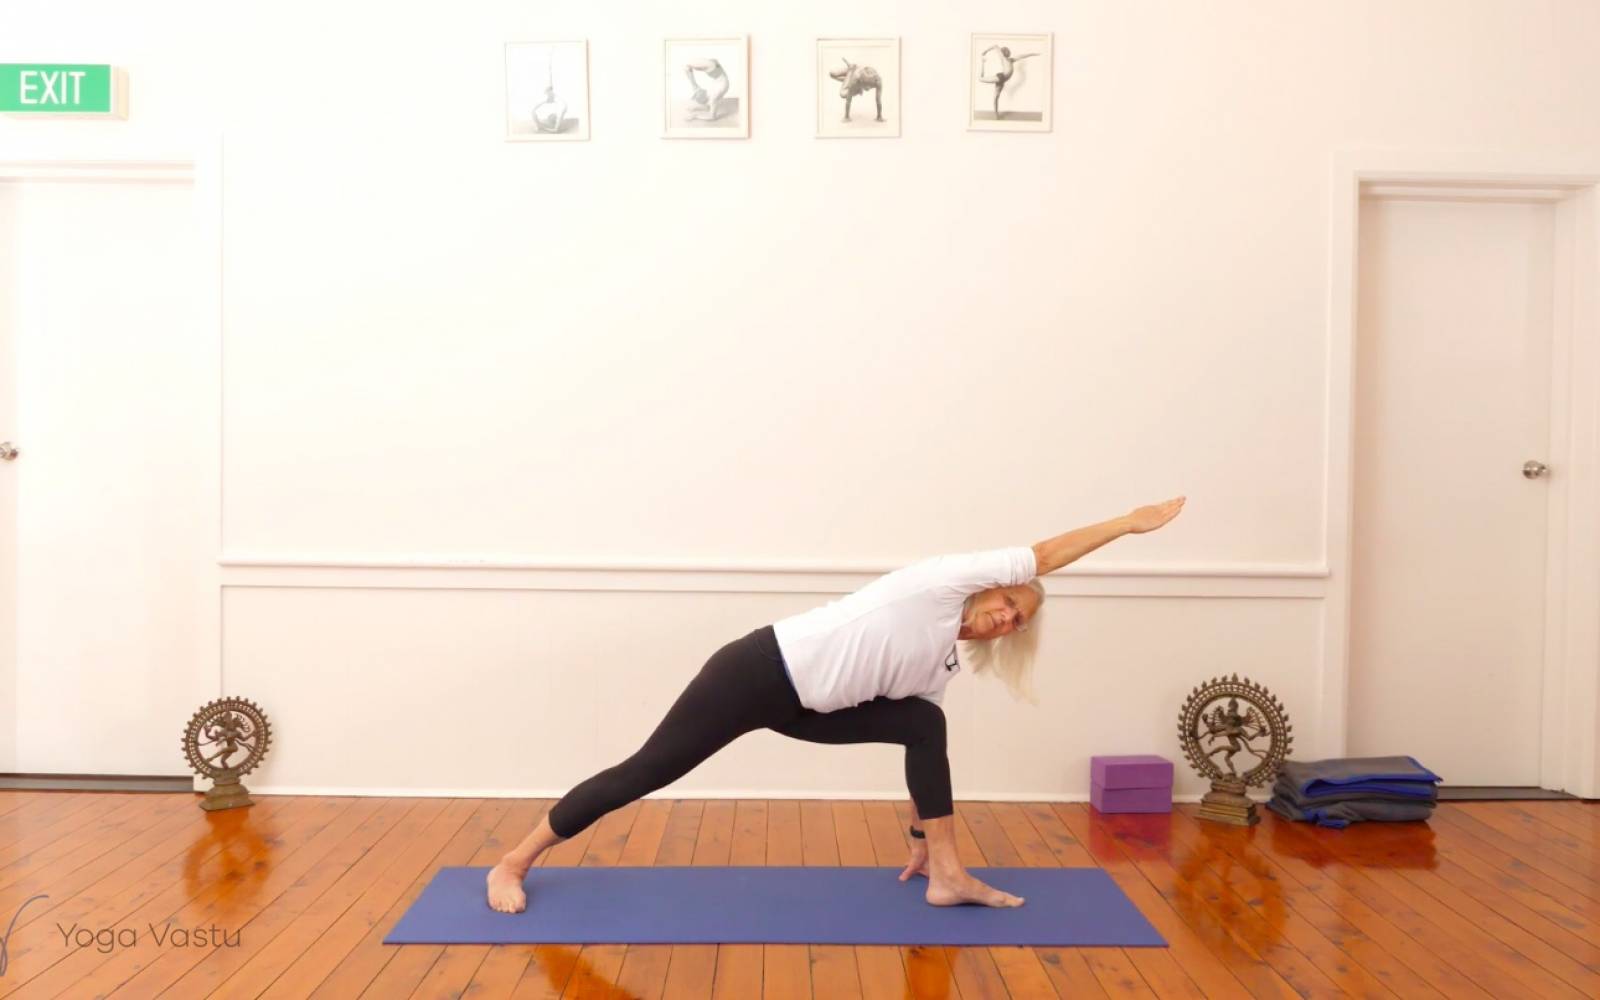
[0,795,1594,998]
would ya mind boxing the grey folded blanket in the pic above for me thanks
[1272,776,1437,808]
[1277,756,1442,799]
[1268,755,1442,828]
[1267,795,1434,829]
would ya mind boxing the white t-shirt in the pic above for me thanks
[772,546,1037,713]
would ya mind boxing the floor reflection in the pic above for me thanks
[1269,811,1439,868]
[1089,811,1172,858]
[525,945,628,998]
[182,800,275,902]
[514,942,961,998]
[905,944,957,999]
[1175,819,1286,949]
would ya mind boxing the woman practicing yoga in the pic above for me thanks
[979,44,1040,119]
[487,497,1186,913]
[683,58,731,122]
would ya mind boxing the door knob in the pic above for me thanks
[0,441,15,462]
[1523,460,1548,479]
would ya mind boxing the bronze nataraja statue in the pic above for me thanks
[182,696,272,811]
[1178,676,1292,826]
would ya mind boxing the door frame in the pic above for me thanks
[0,133,223,777]
[1324,151,1600,797]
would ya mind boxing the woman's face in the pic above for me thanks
[961,585,1040,640]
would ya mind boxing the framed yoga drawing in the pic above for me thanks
[663,35,750,138]
[505,40,589,141]
[969,33,1052,132]
[816,37,900,138]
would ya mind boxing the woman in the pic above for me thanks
[487,497,1187,912]
[979,44,1039,119]
[828,57,885,123]
[532,84,567,134]
[532,51,568,134]
[683,58,731,122]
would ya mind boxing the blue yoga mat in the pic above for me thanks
[384,866,1166,947]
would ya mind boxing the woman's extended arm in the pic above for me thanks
[1030,497,1185,575]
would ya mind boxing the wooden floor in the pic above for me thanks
[0,794,1597,999]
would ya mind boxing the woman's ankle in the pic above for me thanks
[928,857,966,880]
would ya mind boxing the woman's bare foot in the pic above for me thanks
[486,861,529,913]
[485,815,564,914]
[926,870,1024,907]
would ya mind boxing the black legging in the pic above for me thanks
[547,624,952,838]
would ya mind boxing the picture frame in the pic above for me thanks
[663,35,750,138]
[968,33,1052,132]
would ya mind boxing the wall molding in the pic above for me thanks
[0,161,193,183]
[218,555,1330,598]
[219,553,1330,576]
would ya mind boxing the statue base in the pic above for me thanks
[1197,776,1258,826]
[199,776,255,812]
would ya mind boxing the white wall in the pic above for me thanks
[5,1,1599,797]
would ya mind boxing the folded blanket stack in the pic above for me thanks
[1267,755,1442,829]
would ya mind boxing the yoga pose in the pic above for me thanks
[979,45,1039,119]
[683,58,731,121]
[532,51,568,134]
[828,57,885,122]
[486,497,1187,913]
[532,85,567,133]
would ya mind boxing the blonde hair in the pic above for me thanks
[957,578,1047,705]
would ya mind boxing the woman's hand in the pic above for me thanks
[1126,496,1186,534]
[898,838,930,881]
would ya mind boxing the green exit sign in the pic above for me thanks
[1,64,125,117]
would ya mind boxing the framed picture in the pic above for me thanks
[663,36,750,138]
[505,41,589,141]
[816,37,900,138]
[969,33,1052,132]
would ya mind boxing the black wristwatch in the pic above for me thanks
[908,824,925,840]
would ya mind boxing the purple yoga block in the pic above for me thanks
[1090,754,1174,790]
[1091,782,1172,814]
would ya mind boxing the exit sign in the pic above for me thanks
[1,64,125,117]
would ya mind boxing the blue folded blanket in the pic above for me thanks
[1277,756,1441,799]
[1266,796,1434,829]
[1271,779,1436,806]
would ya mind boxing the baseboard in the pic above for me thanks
[248,786,1219,803]
[14,778,1585,804]
[1436,785,1580,801]
[0,772,195,793]
[13,776,1592,806]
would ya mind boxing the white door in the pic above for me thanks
[1349,195,1554,787]
[0,186,14,772]
[0,176,213,775]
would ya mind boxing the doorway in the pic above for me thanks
[0,168,216,776]
[1348,187,1568,790]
